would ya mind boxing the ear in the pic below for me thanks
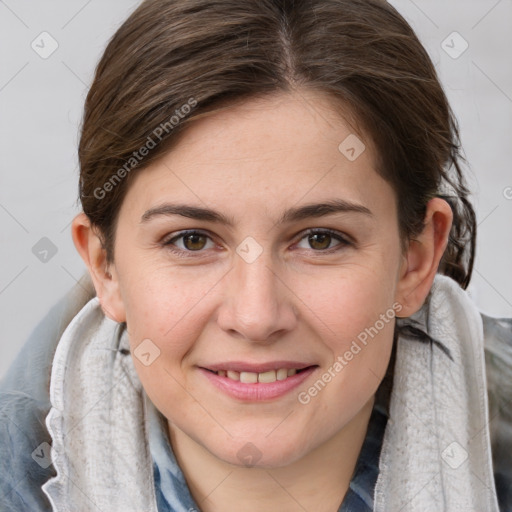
[71,213,126,323]
[395,198,453,317]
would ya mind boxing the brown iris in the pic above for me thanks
[183,233,208,250]
[308,233,332,250]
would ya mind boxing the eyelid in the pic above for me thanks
[161,228,212,245]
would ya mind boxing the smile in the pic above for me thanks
[199,364,318,401]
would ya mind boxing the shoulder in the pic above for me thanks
[0,392,55,510]
[0,275,95,511]
[481,313,512,511]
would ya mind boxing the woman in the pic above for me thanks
[1,0,511,510]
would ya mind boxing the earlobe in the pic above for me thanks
[71,213,126,323]
[395,198,453,317]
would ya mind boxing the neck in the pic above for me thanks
[168,396,375,512]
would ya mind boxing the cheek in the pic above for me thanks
[122,272,217,423]
[118,258,225,346]
[290,260,398,405]
[293,262,399,340]
[117,261,234,408]
[298,309,395,431]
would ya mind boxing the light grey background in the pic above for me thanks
[1,0,511,379]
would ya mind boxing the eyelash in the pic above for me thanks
[161,228,353,258]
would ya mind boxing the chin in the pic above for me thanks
[209,434,311,469]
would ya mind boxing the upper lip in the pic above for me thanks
[201,361,316,373]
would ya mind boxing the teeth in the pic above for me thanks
[218,368,302,383]
[240,371,258,384]
[258,370,276,383]
[276,368,288,381]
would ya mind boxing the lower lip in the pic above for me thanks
[199,367,317,401]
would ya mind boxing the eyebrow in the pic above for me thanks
[140,199,373,226]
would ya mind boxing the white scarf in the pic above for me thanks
[374,275,499,511]
[42,274,500,511]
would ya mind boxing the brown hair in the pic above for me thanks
[78,0,476,289]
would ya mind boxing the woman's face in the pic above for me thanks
[111,91,406,467]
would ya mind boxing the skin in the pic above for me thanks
[73,90,452,511]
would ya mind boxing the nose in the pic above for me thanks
[216,250,298,344]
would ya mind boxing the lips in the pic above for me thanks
[199,361,318,401]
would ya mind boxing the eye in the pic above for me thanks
[162,230,216,254]
[295,229,351,252]
[161,228,352,257]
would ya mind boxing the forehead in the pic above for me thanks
[121,90,395,222]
